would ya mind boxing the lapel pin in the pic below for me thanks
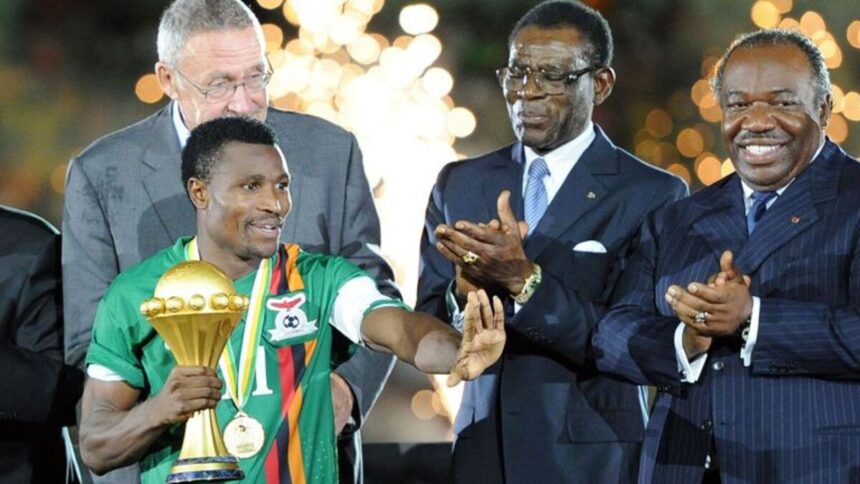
[790,216,800,224]
[586,191,596,200]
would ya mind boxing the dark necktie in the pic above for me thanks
[747,191,777,235]
[524,157,550,235]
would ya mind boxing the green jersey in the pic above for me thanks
[86,237,406,483]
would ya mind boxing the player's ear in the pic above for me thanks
[187,178,209,209]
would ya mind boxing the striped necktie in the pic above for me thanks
[524,157,550,235]
[747,191,777,235]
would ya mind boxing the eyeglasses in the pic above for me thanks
[495,65,599,95]
[172,61,273,102]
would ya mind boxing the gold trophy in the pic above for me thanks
[140,261,250,483]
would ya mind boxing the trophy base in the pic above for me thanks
[167,456,244,483]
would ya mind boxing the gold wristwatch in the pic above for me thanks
[512,263,542,305]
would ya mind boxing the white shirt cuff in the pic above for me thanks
[674,323,708,383]
[331,276,402,345]
[740,296,761,366]
[86,364,125,382]
[444,280,466,332]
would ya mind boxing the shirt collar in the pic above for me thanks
[522,121,595,175]
[172,102,192,149]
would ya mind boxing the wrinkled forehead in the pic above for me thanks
[177,27,266,70]
[508,26,589,67]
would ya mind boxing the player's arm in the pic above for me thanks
[360,290,504,386]
[79,367,221,475]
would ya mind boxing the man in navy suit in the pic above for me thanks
[594,29,860,483]
[417,1,687,482]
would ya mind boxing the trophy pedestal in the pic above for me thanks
[166,409,244,483]
[167,456,243,483]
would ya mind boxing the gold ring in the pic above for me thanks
[462,250,480,265]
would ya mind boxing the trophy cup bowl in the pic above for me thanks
[140,261,250,483]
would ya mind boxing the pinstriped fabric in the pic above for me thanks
[594,141,860,483]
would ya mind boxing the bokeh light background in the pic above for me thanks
[2,0,859,442]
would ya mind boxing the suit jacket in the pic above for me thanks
[417,127,688,483]
[594,140,860,483]
[0,206,83,483]
[62,104,395,482]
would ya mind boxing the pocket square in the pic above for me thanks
[573,240,607,253]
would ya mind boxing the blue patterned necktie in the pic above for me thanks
[524,157,550,235]
[747,191,777,235]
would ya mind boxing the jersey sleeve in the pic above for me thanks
[85,287,147,389]
[323,256,409,345]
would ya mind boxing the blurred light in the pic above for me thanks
[348,0,376,16]
[691,79,712,106]
[635,140,658,160]
[721,158,736,177]
[778,17,800,30]
[699,100,722,124]
[370,33,391,50]
[645,109,673,138]
[282,2,300,26]
[771,0,792,13]
[328,13,365,46]
[799,11,825,37]
[848,21,860,49]
[372,0,385,14]
[430,391,447,416]
[832,84,845,113]
[411,390,437,420]
[347,34,382,64]
[50,163,67,195]
[676,128,705,158]
[393,35,413,49]
[842,91,860,121]
[827,113,848,143]
[695,153,722,185]
[399,4,439,35]
[257,0,283,10]
[293,0,341,33]
[135,74,163,104]
[447,107,476,138]
[653,142,679,166]
[422,67,454,97]
[751,1,781,28]
[262,23,284,52]
[409,34,443,68]
[667,163,692,185]
[700,56,718,79]
[286,38,315,56]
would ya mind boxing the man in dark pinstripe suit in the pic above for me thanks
[594,29,860,483]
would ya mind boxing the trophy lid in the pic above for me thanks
[140,260,249,318]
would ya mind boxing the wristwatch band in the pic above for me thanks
[512,263,542,305]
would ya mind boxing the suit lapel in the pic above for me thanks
[524,128,616,259]
[690,176,747,263]
[481,144,524,222]
[142,103,190,241]
[735,140,840,274]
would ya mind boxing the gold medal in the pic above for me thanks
[223,411,266,459]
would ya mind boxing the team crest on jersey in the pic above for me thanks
[267,293,318,341]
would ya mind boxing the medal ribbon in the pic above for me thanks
[185,237,272,411]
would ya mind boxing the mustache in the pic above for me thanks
[734,132,788,143]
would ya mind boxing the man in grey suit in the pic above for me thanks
[62,1,394,482]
